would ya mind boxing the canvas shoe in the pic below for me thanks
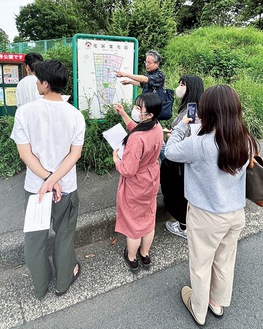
[208,303,224,317]
[165,221,187,239]
[181,286,206,326]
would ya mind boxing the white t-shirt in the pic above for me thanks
[11,99,86,193]
[16,75,42,107]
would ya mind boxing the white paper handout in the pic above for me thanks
[102,123,127,159]
[24,192,53,233]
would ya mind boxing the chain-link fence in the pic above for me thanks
[1,37,72,54]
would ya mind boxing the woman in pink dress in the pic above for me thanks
[113,93,163,273]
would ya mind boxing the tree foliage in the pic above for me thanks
[74,0,132,34]
[174,0,263,33]
[109,0,176,71]
[0,28,9,45]
[14,0,262,42]
[235,0,263,29]
[15,0,86,41]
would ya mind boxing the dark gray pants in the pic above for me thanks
[24,190,79,298]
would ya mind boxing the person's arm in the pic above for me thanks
[37,144,83,202]
[116,71,149,84]
[17,143,53,179]
[114,134,142,177]
[17,143,83,202]
[120,79,141,87]
[115,103,133,126]
[165,116,193,163]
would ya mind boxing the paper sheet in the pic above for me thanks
[102,123,127,159]
[23,192,53,232]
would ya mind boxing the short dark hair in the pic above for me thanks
[34,60,69,93]
[135,93,162,119]
[146,50,161,64]
[24,53,43,72]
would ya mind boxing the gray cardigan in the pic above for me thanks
[165,121,248,213]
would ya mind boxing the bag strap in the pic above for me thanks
[248,136,261,168]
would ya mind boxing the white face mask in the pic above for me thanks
[131,106,150,122]
[131,107,141,122]
[176,85,186,99]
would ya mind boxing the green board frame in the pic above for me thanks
[72,34,139,111]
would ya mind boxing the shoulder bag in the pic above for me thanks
[152,87,174,121]
[246,139,263,207]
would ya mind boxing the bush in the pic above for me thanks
[163,26,263,138]
[0,117,24,177]
[79,103,131,174]
[45,43,73,102]
[163,26,263,83]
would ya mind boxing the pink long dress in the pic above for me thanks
[115,121,163,239]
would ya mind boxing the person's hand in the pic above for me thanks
[114,103,125,116]
[52,182,62,203]
[120,79,131,85]
[116,71,125,78]
[113,149,120,163]
[37,179,54,203]
[182,115,193,124]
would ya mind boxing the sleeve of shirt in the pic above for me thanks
[10,109,29,144]
[72,112,86,146]
[126,120,137,132]
[115,133,143,177]
[165,121,194,163]
[16,83,21,108]
[148,70,165,88]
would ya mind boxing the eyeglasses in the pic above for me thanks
[144,61,155,65]
[134,105,149,115]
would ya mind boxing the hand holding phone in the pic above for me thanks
[187,102,197,124]
[163,128,172,133]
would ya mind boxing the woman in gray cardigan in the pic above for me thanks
[165,85,256,326]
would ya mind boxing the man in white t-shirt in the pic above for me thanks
[11,60,86,299]
[16,52,43,107]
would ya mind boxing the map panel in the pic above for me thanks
[78,39,134,118]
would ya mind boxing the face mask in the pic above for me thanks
[176,85,186,99]
[131,107,141,122]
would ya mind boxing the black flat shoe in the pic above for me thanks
[124,247,139,274]
[56,262,81,296]
[137,247,151,270]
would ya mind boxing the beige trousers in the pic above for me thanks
[187,203,245,323]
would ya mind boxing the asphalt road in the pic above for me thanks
[15,231,263,329]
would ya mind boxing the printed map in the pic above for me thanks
[94,54,123,109]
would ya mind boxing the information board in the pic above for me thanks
[77,38,136,118]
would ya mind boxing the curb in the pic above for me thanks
[0,195,171,267]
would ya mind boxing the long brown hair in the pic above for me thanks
[198,85,257,175]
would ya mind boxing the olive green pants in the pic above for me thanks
[24,190,79,298]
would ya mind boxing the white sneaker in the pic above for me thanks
[165,221,187,239]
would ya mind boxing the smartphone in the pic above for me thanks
[187,102,197,124]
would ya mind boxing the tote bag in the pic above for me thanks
[152,87,174,120]
[246,154,263,207]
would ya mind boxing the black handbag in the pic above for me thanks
[152,87,174,120]
[246,138,263,207]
